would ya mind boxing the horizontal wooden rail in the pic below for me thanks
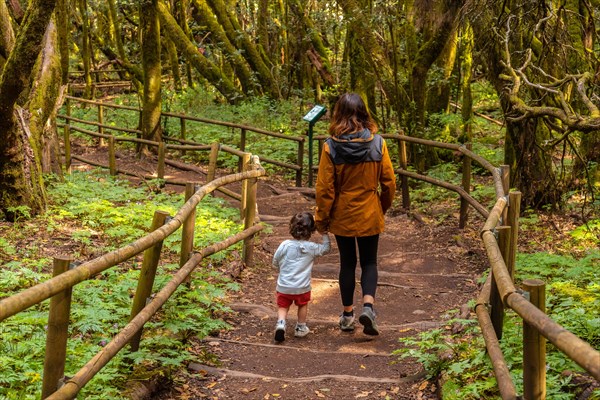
[59,115,142,135]
[0,168,265,323]
[161,111,305,142]
[395,169,489,218]
[480,216,600,380]
[69,69,127,75]
[62,96,303,143]
[64,95,140,111]
[45,224,263,400]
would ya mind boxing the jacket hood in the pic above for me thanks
[327,129,381,164]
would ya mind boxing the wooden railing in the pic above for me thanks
[54,96,600,398]
[58,96,307,187]
[0,157,266,399]
[381,135,600,399]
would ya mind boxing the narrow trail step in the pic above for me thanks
[229,302,446,332]
[200,337,392,357]
[188,363,426,384]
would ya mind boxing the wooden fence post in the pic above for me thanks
[108,136,116,176]
[41,256,74,399]
[157,141,165,183]
[207,142,220,187]
[296,139,304,187]
[500,165,510,221]
[97,103,105,146]
[243,156,259,266]
[490,226,510,340]
[523,279,547,400]
[180,183,197,275]
[240,152,251,218]
[459,143,472,228]
[180,118,186,156]
[399,136,410,210]
[63,126,71,175]
[238,129,247,172]
[129,211,170,352]
[507,191,521,280]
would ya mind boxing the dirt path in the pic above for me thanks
[154,174,488,399]
[71,145,487,399]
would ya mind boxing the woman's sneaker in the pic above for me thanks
[294,323,310,338]
[359,307,379,336]
[274,320,286,342]
[339,314,355,331]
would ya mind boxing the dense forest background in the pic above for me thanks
[0,0,598,219]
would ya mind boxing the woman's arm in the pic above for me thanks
[315,143,336,233]
[379,140,396,214]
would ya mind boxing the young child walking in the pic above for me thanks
[272,212,331,342]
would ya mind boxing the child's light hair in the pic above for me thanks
[289,212,316,240]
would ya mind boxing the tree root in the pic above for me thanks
[188,363,426,384]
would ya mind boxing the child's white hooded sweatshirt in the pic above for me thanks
[272,236,331,294]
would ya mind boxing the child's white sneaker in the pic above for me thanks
[274,319,286,342]
[294,323,310,338]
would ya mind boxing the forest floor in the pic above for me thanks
[70,142,492,399]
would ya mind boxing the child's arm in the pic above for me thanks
[313,233,331,256]
[272,243,284,269]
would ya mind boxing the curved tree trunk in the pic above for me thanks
[140,0,162,148]
[55,0,69,84]
[191,0,258,95]
[30,20,63,176]
[459,23,474,144]
[175,0,195,88]
[0,0,58,220]
[157,2,242,103]
[288,0,334,90]
[78,0,92,98]
[0,0,15,71]
[206,0,278,98]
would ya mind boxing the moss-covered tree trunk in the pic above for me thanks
[55,0,69,83]
[78,0,92,98]
[426,29,457,114]
[0,0,58,221]
[191,0,258,95]
[30,20,63,176]
[470,3,561,208]
[572,132,600,192]
[206,0,278,97]
[336,0,395,111]
[157,2,242,103]
[288,0,334,91]
[0,0,15,71]
[459,23,473,144]
[140,0,162,148]
[175,0,195,88]
[257,0,270,60]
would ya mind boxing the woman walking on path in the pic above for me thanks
[315,93,396,336]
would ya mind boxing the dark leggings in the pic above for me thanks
[334,234,379,307]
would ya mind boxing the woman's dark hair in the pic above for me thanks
[289,212,316,240]
[328,93,378,137]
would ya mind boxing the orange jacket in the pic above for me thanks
[315,131,396,237]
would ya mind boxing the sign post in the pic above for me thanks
[302,105,327,187]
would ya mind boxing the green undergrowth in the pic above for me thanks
[394,217,599,399]
[0,170,244,399]
[63,85,505,185]
[64,88,317,181]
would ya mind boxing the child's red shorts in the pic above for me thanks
[276,291,311,308]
